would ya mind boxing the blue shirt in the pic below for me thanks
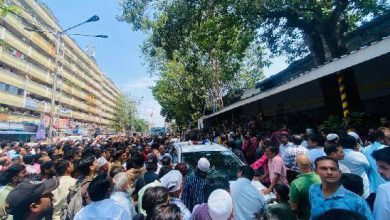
[307,148,326,166]
[340,149,371,198]
[309,184,374,220]
[362,142,388,193]
[230,178,265,220]
[182,172,208,211]
[171,197,191,220]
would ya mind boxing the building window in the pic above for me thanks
[0,82,6,91]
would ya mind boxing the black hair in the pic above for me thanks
[174,163,188,178]
[77,156,96,176]
[338,135,357,150]
[55,160,71,176]
[113,150,124,161]
[158,166,173,180]
[161,156,171,166]
[40,161,55,175]
[308,133,325,146]
[87,173,110,202]
[372,147,390,165]
[266,145,279,155]
[291,135,303,145]
[275,184,290,202]
[0,164,25,185]
[373,130,385,141]
[340,173,363,196]
[142,186,169,217]
[314,156,339,170]
[63,150,74,161]
[126,153,144,170]
[324,143,341,156]
[109,166,122,178]
[23,155,34,165]
[203,176,230,201]
[82,146,98,158]
[149,203,181,220]
[239,165,254,180]
[314,209,366,220]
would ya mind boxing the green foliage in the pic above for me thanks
[132,118,149,132]
[255,0,390,63]
[111,93,147,132]
[320,115,345,134]
[118,0,389,126]
[320,112,368,134]
[119,0,266,126]
[152,52,211,126]
[0,106,9,112]
[0,0,20,17]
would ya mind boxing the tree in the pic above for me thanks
[111,93,147,132]
[132,118,149,132]
[111,94,131,132]
[119,0,389,65]
[119,0,265,126]
[253,0,390,64]
[152,51,211,127]
[0,0,19,16]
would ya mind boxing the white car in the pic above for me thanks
[170,141,245,180]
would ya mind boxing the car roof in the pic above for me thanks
[177,142,230,153]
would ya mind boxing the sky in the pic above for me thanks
[42,0,288,127]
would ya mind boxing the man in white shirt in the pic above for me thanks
[52,160,76,220]
[75,173,130,220]
[339,135,371,199]
[324,143,350,174]
[372,147,390,220]
[110,172,137,218]
[279,134,294,162]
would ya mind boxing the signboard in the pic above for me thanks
[0,122,10,130]
[36,120,46,140]
[25,98,38,109]
[54,119,69,129]
[23,123,37,132]
[59,107,71,114]
[9,123,24,131]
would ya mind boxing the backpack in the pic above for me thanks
[62,179,91,220]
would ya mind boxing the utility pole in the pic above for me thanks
[24,15,108,142]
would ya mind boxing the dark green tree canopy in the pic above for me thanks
[118,0,389,126]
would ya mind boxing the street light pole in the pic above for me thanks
[25,15,107,142]
[47,33,62,140]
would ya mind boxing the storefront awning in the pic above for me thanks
[202,35,390,120]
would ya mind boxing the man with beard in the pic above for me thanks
[6,178,59,220]
[309,156,373,220]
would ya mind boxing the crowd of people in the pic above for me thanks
[0,117,389,220]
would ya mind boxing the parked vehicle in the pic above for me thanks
[171,141,245,180]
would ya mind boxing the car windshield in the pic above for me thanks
[181,151,243,180]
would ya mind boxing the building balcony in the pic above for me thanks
[2,28,55,72]
[0,49,53,85]
[0,68,52,99]
[21,0,59,33]
[3,14,56,58]
[0,91,24,108]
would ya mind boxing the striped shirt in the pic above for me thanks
[182,172,208,211]
[171,197,191,220]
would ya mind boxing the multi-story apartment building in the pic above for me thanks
[0,0,120,138]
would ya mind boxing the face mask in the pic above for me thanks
[127,187,135,195]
